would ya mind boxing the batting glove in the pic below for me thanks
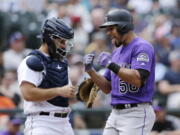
[98,52,112,67]
[84,52,95,72]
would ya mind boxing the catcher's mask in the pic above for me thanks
[41,17,74,60]
[99,9,134,35]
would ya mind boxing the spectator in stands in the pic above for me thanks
[68,55,90,135]
[2,32,31,71]
[69,53,89,109]
[0,70,21,107]
[158,0,177,11]
[129,8,148,34]
[67,0,93,33]
[155,56,167,83]
[73,113,90,135]
[89,8,105,42]
[69,54,86,86]
[0,94,15,130]
[0,116,23,135]
[153,14,172,66]
[111,0,128,9]
[170,20,180,50]
[127,0,153,15]
[151,104,180,135]
[47,0,71,23]
[158,50,180,109]
[71,15,89,52]
[153,55,168,107]
[0,51,4,80]
[154,36,172,66]
[85,31,109,54]
[171,0,180,18]
[20,0,47,13]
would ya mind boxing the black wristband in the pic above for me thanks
[107,62,121,74]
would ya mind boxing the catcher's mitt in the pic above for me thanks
[76,78,99,108]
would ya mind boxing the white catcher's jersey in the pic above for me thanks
[17,56,71,115]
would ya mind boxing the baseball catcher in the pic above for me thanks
[76,78,100,108]
[18,17,76,135]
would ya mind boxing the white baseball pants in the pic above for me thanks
[103,104,156,135]
[24,114,74,135]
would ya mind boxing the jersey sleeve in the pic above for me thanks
[131,44,154,72]
[17,57,44,87]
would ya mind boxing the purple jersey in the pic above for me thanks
[104,37,155,105]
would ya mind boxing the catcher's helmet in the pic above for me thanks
[41,17,74,60]
[100,9,134,34]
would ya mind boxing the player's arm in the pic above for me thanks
[116,67,149,88]
[87,70,111,94]
[158,80,180,94]
[98,48,152,88]
[99,45,153,88]
[84,53,111,94]
[20,82,75,102]
[106,62,149,88]
[18,56,75,102]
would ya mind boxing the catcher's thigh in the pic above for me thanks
[103,104,155,135]
[25,115,74,135]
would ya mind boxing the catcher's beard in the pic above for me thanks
[47,40,66,61]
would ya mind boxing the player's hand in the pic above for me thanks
[84,52,95,72]
[97,52,111,67]
[58,85,76,98]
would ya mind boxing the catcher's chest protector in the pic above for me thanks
[28,50,69,107]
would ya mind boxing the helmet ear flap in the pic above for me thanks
[117,25,128,35]
[117,23,134,35]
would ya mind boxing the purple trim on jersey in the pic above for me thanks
[142,108,146,135]
[104,37,155,105]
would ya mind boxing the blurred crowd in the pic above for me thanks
[0,0,180,135]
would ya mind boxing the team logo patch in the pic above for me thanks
[56,65,62,70]
[137,53,149,62]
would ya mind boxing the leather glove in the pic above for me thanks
[84,52,95,71]
[97,52,111,67]
[76,78,99,108]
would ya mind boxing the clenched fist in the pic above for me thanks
[84,52,95,71]
[97,52,112,67]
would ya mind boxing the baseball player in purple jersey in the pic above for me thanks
[84,9,156,135]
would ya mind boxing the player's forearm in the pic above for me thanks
[158,81,180,94]
[168,130,180,135]
[170,85,180,92]
[164,85,180,94]
[87,70,111,94]
[162,130,180,135]
[117,68,141,88]
[24,88,59,102]
[20,83,59,102]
